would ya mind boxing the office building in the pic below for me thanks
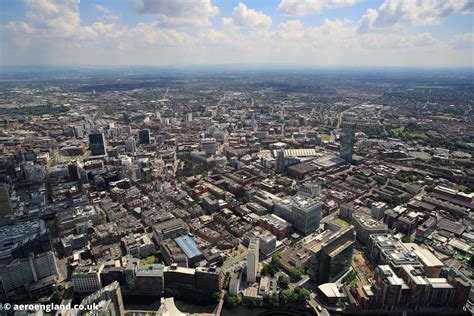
[275,149,285,174]
[68,163,80,181]
[367,234,422,272]
[164,264,196,290]
[340,121,356,162]
[89,133,106,156]
[0,183,13,217]
[152,218,189,243]
[259,231,277,258]
[79,281,125,316]
[247,238,259,283]
[274,195,322,235]
[125,139,136,153]
[174,235,203,267]
[195,266,222,292]
[371,201,387,220]
[201,138,217,155]
[307,225,355,284]
[72,265,104,293]
[161,239,188,267]
[138,129,151,145]
[351,212,388,245]
[0,251,59,300]
[134,264,165,296]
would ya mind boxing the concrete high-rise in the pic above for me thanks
[89,133,106,156]
[340,121,356,162]
[275,149,285,174]
[247,238,259,283]
[0,183,13,217]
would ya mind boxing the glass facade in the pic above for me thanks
[89,133,106,156]
[328,241,354,282]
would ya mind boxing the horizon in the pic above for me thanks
[1,0,473,67]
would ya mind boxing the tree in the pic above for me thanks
[263,293,280,309]
[374,175,386,185]
[289,267,303,282]
[211,291,221,303]
[294,286,310,304]
[50,290,61,304]
[271,253,283,269]
[278,274,290,289]
[224,294,241,309]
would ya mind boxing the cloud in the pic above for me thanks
[6,21,36,34]
[133,0,218,27]
[222,3,271,29]
[452,33,474,49]
[357,0,473,33]
[95,4,111,14]
[1,0,471,67]
[17,0,98,39]
[278,0,357,16]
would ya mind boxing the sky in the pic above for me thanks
[0,0,473,67]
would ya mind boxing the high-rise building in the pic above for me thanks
[79,281,125,316]
[0,251,59,299]
[68,163,80,181]
[275,149,285,174]
[247,238,259,283]
[0,183,13,217]
[138,129,151,145]
[201,138,217,155]
[306,224,355,284]
[259,231,277,258]
[371,201,387,220]
[251,113,256,131]
[72,265,104,293]
[340,121,356,162]
[125,139,136,153]
[187,112,193,122]
[274,195,322,235]
[89,133,106,156]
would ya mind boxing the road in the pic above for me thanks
[336,96,382,130]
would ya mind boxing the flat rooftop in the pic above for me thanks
[174,235,201,258]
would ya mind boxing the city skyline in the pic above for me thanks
[1,0,473,67]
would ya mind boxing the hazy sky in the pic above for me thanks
[1,0,473,67]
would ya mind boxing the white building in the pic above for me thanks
[247,238,259,283]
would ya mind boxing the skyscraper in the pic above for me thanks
[247,238,259,283]
[275,149,285,174]
[89,133,106,156]
[0,183,13,217]
[251,113,256,131]
[340,121,356,162]
[138,129,151,145]
[68,163,80,181]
